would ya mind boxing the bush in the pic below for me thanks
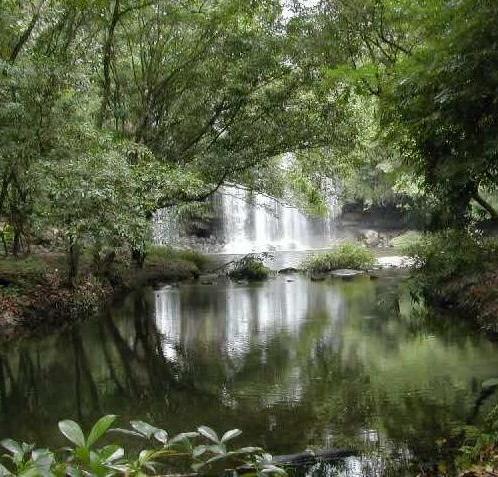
[146,246,210,271]
[302,243,376,273]
[406,230,498,286]
[228,255,271,281]
[389,231,422,249]
[0,416,286,477]
[0,256,48,287]
[406,231,498,327]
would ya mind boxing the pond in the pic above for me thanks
[1,272,498,476]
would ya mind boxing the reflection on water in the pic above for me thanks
[0,275,498,476]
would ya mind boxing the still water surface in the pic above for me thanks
[1,273,498,475]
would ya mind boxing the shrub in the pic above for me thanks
[0,416,286,477]
[456,404,498,474]
[406,230,498,286]
[146,246,210,271]
[302,243,376,273]
[0,256,48,287]
[228,255,271,281]
[389,231,422,249]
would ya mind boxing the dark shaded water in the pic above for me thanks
[1,274,498,475]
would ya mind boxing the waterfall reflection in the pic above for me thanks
[154,279,344,366]
[1,276,498,476]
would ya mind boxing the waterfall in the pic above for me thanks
[218,185,341,253]
[154,183,347,253]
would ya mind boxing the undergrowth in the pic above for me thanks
[302,243,376,273]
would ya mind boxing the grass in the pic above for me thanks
[302,242,376,273]
[389,231,422,249]
[228,256,271,281]
[0,245,210,329]
[146,245,211,271]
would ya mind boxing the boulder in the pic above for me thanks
[359,229,380,246]
[278,267,299,274]
[198,273,219,285]
[330,269,365,280]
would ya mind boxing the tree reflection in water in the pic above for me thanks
[0,275,497,476]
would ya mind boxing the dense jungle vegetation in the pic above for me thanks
[0,0,497,273]
[0,0,498,475]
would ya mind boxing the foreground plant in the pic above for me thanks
[227,254,271,281]
[0,416,285,477]
[302,243,376,274]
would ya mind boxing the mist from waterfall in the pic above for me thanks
[154,182,353,253]
[217,185,342,253]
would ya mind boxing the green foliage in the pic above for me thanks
[379,0,498,225]
[407,230,498,285]
[0,0,361,270]
[0,256,48,287]
[228,255,271,281]
[302,243,375,273]
[0,416,285,477]
[146,246,210,272]
[457,405,498,473]
[389,231,422,249]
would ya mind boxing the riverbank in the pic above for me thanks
[406,230,498,336]
[423,270,498,335]
[0,247,207,337]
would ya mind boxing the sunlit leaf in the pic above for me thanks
[0,440,22,456]
[130,421,160,439]
[58,421,85,448]
[197,426,219,443]
[221,429,242,443]
[87,415,117,448]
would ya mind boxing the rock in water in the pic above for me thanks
[359,229,380,246]
[330,269,364,279]
[278,267,299,274]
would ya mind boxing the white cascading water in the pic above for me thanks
[153,157,351,253]
[218,185,341,253]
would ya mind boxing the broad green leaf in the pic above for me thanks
[193,445,207,458]
[261,465,287,475]
[205,453,227,465]
[206,444,226,455]
[197,426,219,443]
[109,428,144,439]
[153,430,168,445]
[58,420,85,447]
[482,378,498,390]
[221,429,242,443]
[31,448,54,468]
[0,463,12,476]
[168,432,199,446]
[86,415,117,448]
[98,445,124,463]
[235,447,263,454]
[130,421,160,439]
[138,449,155,465]
[1,439,22,456]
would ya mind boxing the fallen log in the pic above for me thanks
[156,448,355,476]
[272,449,355,466]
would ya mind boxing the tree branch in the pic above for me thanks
[472,192,498,219]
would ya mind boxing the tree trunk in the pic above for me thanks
[97,0,120,128]
[68,240,81,288]
[131,246,146,268]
